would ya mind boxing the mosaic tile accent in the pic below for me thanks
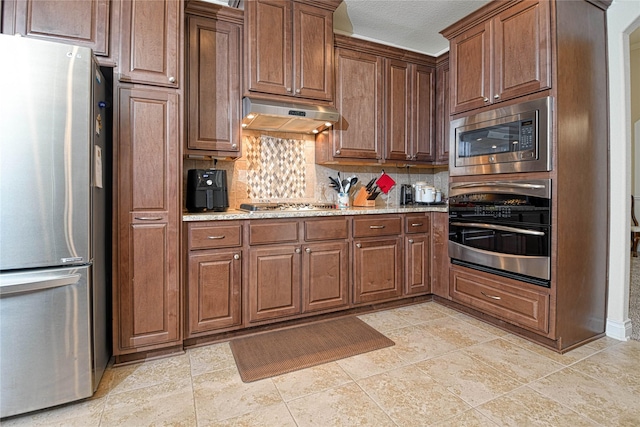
[246,135,306,199]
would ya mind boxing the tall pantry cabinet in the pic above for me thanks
[112,0,183,361]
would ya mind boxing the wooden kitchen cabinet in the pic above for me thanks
[404,214,431,295]
[353,216,403,304]
[444,0,551,114]
[385,60,436,163]
[118,0,182,87]
[185,4,242,155]
[244,0,339,101]
[185,221,242,336]
[434,54,450,165]
[450,264,550,334]
[114,86,181,354]
[431,212,450,299]
[302,218,350,313]
[1,0,110,57]
[329,44,384,162]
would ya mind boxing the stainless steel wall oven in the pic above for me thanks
[449,97,552,176]
[448,179,551,287]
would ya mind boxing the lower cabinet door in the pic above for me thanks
[353,237,403,304]
[302,241,349,312]
[187,250,242,336]
[405,235,430,295]
[248,245,301,323]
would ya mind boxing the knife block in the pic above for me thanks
[353,187,376,207]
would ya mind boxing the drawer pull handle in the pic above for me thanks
[369,225,385,229]
[135,216,162,221]
[481,291,501,300]
[207,235,225,240]
[411,223,423,227]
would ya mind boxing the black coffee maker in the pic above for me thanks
[187,169,229,212]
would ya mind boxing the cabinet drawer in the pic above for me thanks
[450,266,550,334]
[189,223,242,250]
[304,218,348,241]
[405,214,430,234]
[249,220,299,245]
[353,216,402,237]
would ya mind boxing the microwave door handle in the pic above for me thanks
[450,182,546,190]
[450,222,545,236]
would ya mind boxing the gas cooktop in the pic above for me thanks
[239,202,336,212]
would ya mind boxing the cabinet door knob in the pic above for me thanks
[295,248,301,254]
[286,87,292,92]
[169,76,176,83]
[483,97,489,102]
[233,253,240,260]
[356,243,361,248]
[305,247,311,253]
[408,239,414,243]
[295,89,301,94]
[494,94,500,99]
[335,150,341,155]
[231,143,238,149]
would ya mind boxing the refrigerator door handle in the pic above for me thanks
[0,274,81,297]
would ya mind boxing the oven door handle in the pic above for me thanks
[450,221,545,236]
[450,181,546,190]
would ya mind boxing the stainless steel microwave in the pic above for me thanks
[449,97,553,176]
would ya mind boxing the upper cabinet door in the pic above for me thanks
[245,0,336,101]
[449,20,491,115]
[292,2,333,100]
[186,14,241,154]
[493,0,551,102]
[118,0,181,87]
[245,0,293,97]
[412,64,436,162]
[1,0,110,56]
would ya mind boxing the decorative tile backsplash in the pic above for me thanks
[245,135,306,199]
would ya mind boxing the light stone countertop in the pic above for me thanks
[183,204,448,221]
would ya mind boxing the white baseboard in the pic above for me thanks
[606,318,633,341]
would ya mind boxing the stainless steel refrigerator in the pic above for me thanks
[0,34,110,418]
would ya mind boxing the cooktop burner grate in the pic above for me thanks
[239,202,336,212]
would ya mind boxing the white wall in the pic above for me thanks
[607,0,640,340]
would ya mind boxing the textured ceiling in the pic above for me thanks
[333,0,492,56]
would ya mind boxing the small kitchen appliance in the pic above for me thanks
[187,169,229,212]
[400,184,413,205]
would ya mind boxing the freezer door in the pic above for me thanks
[0,267,93,418]
[0,35,93,270]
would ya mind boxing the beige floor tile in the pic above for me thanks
[476,386,598,426]
[357,309,413,332]
[357,364,471,426]
[528,366,640,426]
[102,353,192,396]
[286,382,395,427]
[384,324,459,363]
[336,346,409,380]
[192,366,282,424]
[188,342,236,377]
[452,313,510,337]
[419,316,501,349]
[432,409,501,427]
[569,339,640,394]
[206,402,297,427]
[389,302,451,325]
[416,350,523,407]
[272,361,353,401]
[583,335,624,351]
[100,379,195,427]
[501,333,601,366]
[0,397,106,427]
[462,338,564,383]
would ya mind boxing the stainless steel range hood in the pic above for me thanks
[242,97,340,134]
